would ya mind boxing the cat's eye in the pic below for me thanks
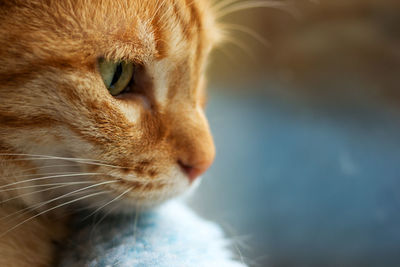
[98,59,134,96]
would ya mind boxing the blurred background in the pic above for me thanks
[186,0,400,266]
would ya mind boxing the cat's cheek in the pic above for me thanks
[117,102,142,124]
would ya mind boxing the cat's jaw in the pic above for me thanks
[75,174,192,214]
[96,176,203,214]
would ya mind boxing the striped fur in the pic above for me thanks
[0,0,220,265]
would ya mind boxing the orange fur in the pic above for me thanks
[0,0,220,265]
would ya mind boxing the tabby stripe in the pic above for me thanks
[172,0,192,40]
[151,7,168,59]
[186,0,204,95]
[0,142,36,171]
[0,114,58,128]
[0,70,37,89]
[185,0,202,31]
[167,62,187,100]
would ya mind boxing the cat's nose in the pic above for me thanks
[178,158,213,182]
[172,110,215,182]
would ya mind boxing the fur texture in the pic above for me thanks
[0,0,222,265]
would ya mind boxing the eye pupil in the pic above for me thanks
[98,59,134,96]
[110,63,123,88]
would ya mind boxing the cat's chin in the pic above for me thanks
[105,177,202,214]
[82,193,183,215]
[114,178,202,213]
[75,176,194,214]
[100,197,176,214]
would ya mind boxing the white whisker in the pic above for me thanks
[19,164,80,174]
[0,173,101,190]
[0,153,103,163]
[88,202,119,242]
[0,182,93,204]
[0,191,108,237]
[221,23,269,46]
[83,187,132,221]
[213,0,240,12]
[214,45,238,63]
[24,180,117,211]
[1,157,123,170]
[0,153,132,171]
[0,181,96,193]
[0,180,117,223]
[12,171,79,179]
[222,35,255,58]
[216,0,297,19]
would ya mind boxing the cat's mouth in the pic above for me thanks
[77,165,192,210]
[24,151,204,212]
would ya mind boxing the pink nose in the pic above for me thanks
[178,160,213,182]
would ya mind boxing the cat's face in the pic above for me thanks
[0,0,221,209]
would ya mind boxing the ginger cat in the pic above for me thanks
[0,0,226,265]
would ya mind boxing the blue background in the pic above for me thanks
[188,82,400,267]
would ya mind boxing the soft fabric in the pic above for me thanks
[59,201,246,267]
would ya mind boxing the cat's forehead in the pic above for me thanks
[1,0,219,68]
[94,0,218,63]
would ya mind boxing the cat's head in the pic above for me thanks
[0,0,222,209]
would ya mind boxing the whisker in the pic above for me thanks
[0,153,135,171]
[0,182,94,204]
[222,35,255,59]
[106,173,146,182]
[24,180,117,211]
[1,157,64,163]
[72,160,129,170]
[0,153,103,163]
[0,191,108,237]
[0,155,130,171]
[220,23,269,46]
[89,202,119,242]
[0,173,101,190]
[218,221,250,266]
[214,45,238,64]
[215,0,298,19]
[212,0,240,12]
[82,187,132,222]
[19,164,81,174]
[1,157,123,170]
[0,180,117,223]
[11,171,79,179]
[0,189,101,224]
[0,181,96,193]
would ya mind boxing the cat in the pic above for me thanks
[0,0,226,265]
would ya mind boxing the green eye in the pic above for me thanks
[98,59,134,96]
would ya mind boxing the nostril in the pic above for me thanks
[178,160,202,182]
